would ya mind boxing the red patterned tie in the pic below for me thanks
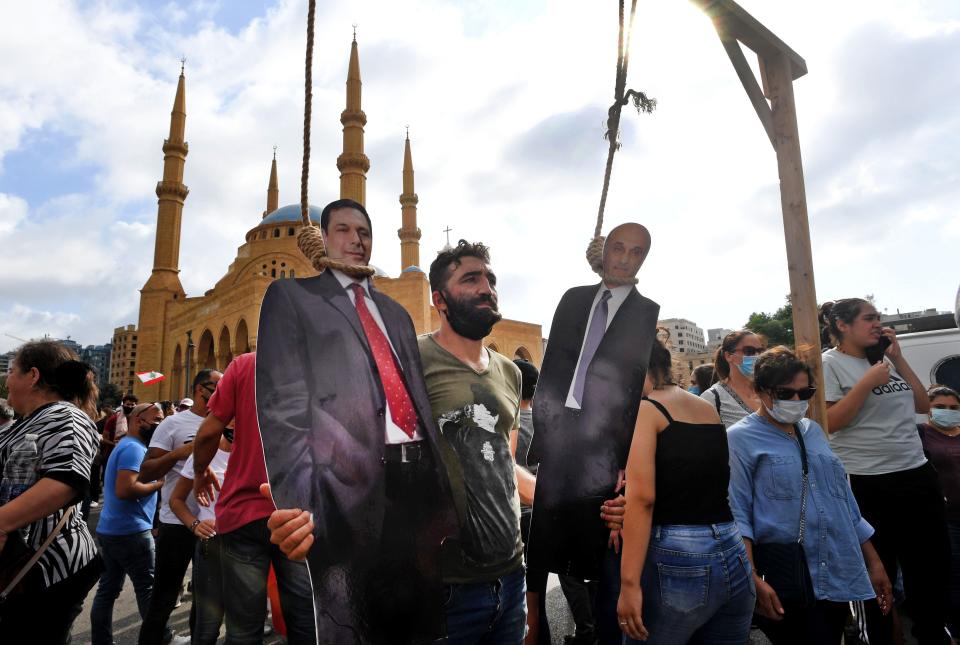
[350,283,418,438]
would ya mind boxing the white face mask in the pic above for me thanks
[766,399,809,424]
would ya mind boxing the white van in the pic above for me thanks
[898,327,960,393]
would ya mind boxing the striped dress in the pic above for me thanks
[0,401,100,587]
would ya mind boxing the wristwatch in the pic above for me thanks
[190,519,201,533]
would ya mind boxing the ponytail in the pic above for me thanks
[13,341,99,420]
[819,298,868,348]
[714,330,755,380]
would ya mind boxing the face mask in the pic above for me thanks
[141,422,160,444]
[737,355,757,378]
[688,385,702,396]
[441,290,502,341]
[223,428,235,443]
[122,405,135,415]
[766,399,809,424]
[931,408,960,429]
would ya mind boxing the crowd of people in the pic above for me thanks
[0,198,957,645]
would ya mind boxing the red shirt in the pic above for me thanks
[206,352,275,534]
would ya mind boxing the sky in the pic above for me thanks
[0,0,958,353]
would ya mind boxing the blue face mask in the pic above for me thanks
[737,355,757,378]
[931,408,960,429]
[688,385,702,396]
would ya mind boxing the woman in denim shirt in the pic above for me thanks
[727,347,892,645]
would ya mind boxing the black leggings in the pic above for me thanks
[850,462,951,645]
[0,556,102,644]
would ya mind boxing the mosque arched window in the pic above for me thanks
[290,269,295,278]
[273,228,280,238]
[280,270,286,278]
[259,230,267,240]
[288,228,295,236]
[271,268,276,278]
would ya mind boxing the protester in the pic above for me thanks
[701,331,765,428]
[161,400,176,418]
[192,353,316,644]
[176,398,193,413]
[820,298,949,644]
[257,199,458,644]
[688,363,714,396]
[170,426,232,645]
[916,385,960,638]
[0,340,102,643]
[513,358,552,645]
[90,402,166,645]
[419,240,529,643]
[617,337,754,644]
[0,398,15,432]
[137,369,221,645]
[102,394,138,480]
[727,346,892,645]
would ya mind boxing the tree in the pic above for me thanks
[99,383,123,409]
[745,296,795,347]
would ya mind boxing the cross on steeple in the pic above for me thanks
[180,56,186,74]
[352,24,357,41]
[443,226,452,247]
[273,144,278,160]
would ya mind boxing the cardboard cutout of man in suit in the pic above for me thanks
[255,199,458,645]
[528,222,660,643]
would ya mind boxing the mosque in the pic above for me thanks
[111,37,543,400]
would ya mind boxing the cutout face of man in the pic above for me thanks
[601,223,651,284]
[323,207,373,266]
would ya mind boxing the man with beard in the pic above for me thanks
[418,240,531,643]
[256,199,458,644]
[527,223,660,645]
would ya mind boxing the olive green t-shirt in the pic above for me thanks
[418,334,524,583]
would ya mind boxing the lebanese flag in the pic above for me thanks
[137,371,165,386]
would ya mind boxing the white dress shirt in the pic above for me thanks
[564,283,633,409]
[330,269,422,443]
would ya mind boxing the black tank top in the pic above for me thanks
[645,397,734,526]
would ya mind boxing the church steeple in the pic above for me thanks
[336,32,370,205]
[264,148,279,217]
[399,129,421,270]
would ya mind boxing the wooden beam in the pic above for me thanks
[764,51,827,431]
[718,36,775,147]
[691,0,808,80]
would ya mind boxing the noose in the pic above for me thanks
[586,0,656,277]
[296,0,375,278]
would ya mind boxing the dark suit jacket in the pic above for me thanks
[528,283,660,578]
[256,270,458,644]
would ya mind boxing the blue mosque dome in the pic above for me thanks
[260,204,322,226]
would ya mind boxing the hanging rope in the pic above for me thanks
[586,0,656,277]
[297,0,375,278]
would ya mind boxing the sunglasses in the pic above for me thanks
[200,382,217,393]
[772,386,817,401]
[733,346,766,357]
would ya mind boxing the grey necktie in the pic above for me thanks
[571,289,612,406]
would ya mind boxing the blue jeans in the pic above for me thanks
[443,566,527,645]
[90,531,156,645]
[628,522,755,645]
[220,517,316,645]
[192,536,224,645]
